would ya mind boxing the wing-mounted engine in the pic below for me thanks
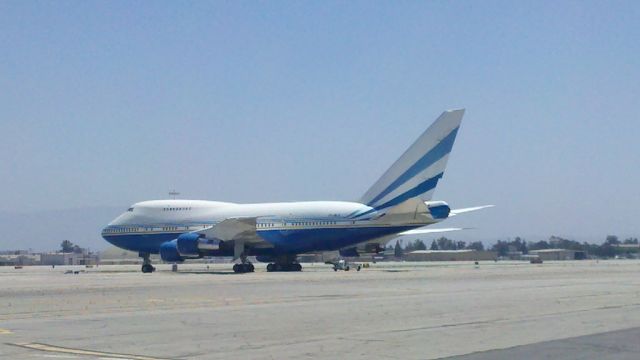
[159,233,221,262]
[159,217,275,263]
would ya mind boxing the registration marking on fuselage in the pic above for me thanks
[11,343,170,360]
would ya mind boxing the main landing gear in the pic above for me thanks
[232,240,254,273]
[266,255,303,272]
[233,263,255,273]
[140,252,155,273]
[266,263,302,272]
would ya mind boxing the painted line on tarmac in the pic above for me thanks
[10,343,170,360]
[0,328,12,334]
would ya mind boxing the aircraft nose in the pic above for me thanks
[101,225,112,239]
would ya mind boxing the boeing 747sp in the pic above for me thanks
[102,109,492,273]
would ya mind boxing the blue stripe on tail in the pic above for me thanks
[355,172,444,218]
[366,127,459,207]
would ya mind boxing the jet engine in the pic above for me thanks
[425,200,451,220]
[159,233,221,262]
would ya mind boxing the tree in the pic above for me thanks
[512,237,528,254]
[414,239,427,251]
[529,240,550,250]
[491,240,509,257]
[436,237,456,250]
[394,241,403,258]
[623,238,638,244]
[594,243,616,258]
[456,241,467,250]
[605,235,620,245]
[430,240,439,250]
[60,240,74,253]
[466,241,484,251]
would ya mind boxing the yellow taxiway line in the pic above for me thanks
[12,342,169,360]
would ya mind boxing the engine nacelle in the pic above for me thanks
[160,233,222,262]
[176,233,205,256]
[160,239,184,262]
[425,200,451,220]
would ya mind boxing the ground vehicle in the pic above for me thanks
[327,259,361,271]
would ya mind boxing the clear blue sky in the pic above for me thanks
[1,1,639,244]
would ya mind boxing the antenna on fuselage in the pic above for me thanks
[169,190,180,199]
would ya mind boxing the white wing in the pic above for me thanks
[399,227,467,236]
[196,217,266,245]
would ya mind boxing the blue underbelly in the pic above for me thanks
[103,233,182,253]
[104,225,418,255]
[258,225,417,253]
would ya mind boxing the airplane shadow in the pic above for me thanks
[171,271,237,275]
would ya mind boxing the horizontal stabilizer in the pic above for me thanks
[399,227,467,236]
[449,205,494,217]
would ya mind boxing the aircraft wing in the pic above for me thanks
[449,205,494,217]
[399,227,466,236]
[196,217,266,245]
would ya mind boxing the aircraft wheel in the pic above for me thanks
[141,264,155,273]
[267,263,275,272]
[246,263,255,272]
[293,263,302,272]
[345,266,350,271]
[233,264,242,273]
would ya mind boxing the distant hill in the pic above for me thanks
[0,206,123,251]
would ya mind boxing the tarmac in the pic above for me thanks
[1,260,639,359]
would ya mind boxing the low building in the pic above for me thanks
[406,250,497,261]
[0,254,40,266]
[528,248,580,261]
[40,252,99,266]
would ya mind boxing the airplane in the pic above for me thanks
[101,109,492,273]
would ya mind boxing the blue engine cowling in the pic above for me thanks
[160,233,220,262]
[160,239,184,262]
[426,201,451,220]
[176,233,204,256]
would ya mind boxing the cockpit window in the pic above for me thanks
[127,207,134,212]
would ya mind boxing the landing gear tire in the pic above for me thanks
[233,263,255,273]
[140,252,155,273]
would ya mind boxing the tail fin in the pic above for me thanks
[359,109,464,211]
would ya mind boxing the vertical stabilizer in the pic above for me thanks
[359,109,464,211]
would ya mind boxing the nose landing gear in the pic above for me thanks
[140,253,155,273]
